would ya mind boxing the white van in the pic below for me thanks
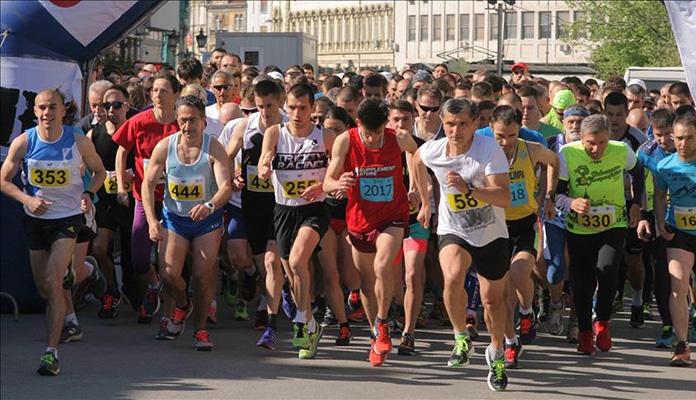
[623,66,685,91]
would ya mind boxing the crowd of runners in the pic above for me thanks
[1,52,695,392]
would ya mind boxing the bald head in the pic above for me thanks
[497,92,523,112]
[219,102,242,125]
[626,108,649,133]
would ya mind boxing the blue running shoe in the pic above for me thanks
[282,287,297,319]
[256,327,277,350]
[655,325,676,348]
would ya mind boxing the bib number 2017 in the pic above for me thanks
[360,177,393,202]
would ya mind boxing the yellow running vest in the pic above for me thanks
[506,139,539,221]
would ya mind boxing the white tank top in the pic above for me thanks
[271,124,328,207]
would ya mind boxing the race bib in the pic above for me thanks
[246,165,274,193]
[104,170,133,194]
[29,167,69,188]
[168,175,204,201]
[143,159,166,184]
[577,205,616,231]
[282,179,319,198]
[360,177,394,202]
[446,190,485,212]
[674,205,696,230]
[510,181,529,207]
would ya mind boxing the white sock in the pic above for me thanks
[295,309,307,324]
[505,336,518,346]
[487,344,504,361]
[307,318,317,333]
[518,306,533,315]
[84,261,95,277]
[46,347,58,358]
[631,290,643,307]
[65,313,78,326]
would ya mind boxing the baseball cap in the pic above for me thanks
[553,89,576,110]
[267,71,284,81]
[627,79,647,92]
[379,71,393,81]
[643,95,655,104]
[511,62,528,72]
[563,105,589,119]
[412,70,433,84]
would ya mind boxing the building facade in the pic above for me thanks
[394,0,591,72]
[189,0,248,56]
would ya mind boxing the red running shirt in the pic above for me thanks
[344,127,409,233]
[112,110,179,202]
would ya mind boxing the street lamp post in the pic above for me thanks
[195,28,207,61]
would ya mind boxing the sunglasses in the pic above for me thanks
[213,84,232,91]
[418,103,440,113]
[103,101,125,110]
[241,107,258,115]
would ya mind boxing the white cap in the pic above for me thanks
[627,78,647,92]
[379,71,393,81]
[267,71,284,81]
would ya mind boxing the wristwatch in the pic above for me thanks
[545,193,556,202]
[465,182,475,196]
[204,201,215,213]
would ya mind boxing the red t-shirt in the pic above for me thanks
[344,127,409,233]
[112,109,179,202]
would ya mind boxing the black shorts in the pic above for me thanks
[24,214,83,251]
[624,225,645,254]
[242,204,276,256]
[95,201,134,232]
[274,202,330,260]
[666,227,696,254]
[506,213,538,258]
[437,235,510,281]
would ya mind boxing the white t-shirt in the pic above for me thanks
[419,134,509,247]
[205,104,224,139]
[217,117,245,208]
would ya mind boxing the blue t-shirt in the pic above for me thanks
[206,90,216,106]
[655,153,696,235]
[638,140,671,176]
[476,126,548,147]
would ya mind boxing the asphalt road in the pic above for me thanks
[1,299,695,400]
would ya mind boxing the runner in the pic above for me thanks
[141,95,232,350]
[323,98,418,366]
[412,97,510,391]
[652,114,696,366]
[556,114,643,355]
[257,83,335,359]
[0,89,106,375]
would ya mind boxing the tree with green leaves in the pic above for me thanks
[565,0,681,79]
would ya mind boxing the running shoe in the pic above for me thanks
[518,312,537,345]
[62,256,76,290]
[394,305,406,332]
[397,333,415,356]
[36,351,59,376]
[60,322,82,343]
[612,297,624,315]
[155,318,174,340]
[253,309,268,331]
[336,324,352,346]
[369,338,387,366]
[224,276,239,306]
[207,300,218,325]
[447,336,473,367]
[321,306,338,327]
[137,305,153,324]
[98,293,121,319]
[594,320,612,352]
[466,315,479,340]
[347,305,366,322]
[504,340,523,369]
[373,320,392,355]
[292,323,310,350]
[256,327,277,350]
[566,318,579,343]
[142,281,162,317]
[234,300,250,321]
[299,324,324,359]
[84,255,106,299]
[193,330,214,351]
[240,269,259,302]
[642,303,654,320]
[167,302,193,337]
[485,346,508,391]
[655,325,676,348]
[347,290,361,311]
[281,287,297,319]
[416,305,429,329]
[537,289,550,323]
[629,305,645,328]
[577,331,595,355]
[547,300,565,336]
[670,341,692,367]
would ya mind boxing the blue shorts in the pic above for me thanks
[161,208,224,241]
[225,203,248,240]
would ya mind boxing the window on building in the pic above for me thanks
[459,13,470,41]
[474,13,484,41]
[420,15,428,41]
[522,11,534,39]
[574,11,587,38]
[490,13,498,40]
[260,0,268,13]
[539,11,551,39]
[505,11,517,39]
[556,11,570,38]
[408,15,416,41]
[433,14,442,41]
[446,14,455,41]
